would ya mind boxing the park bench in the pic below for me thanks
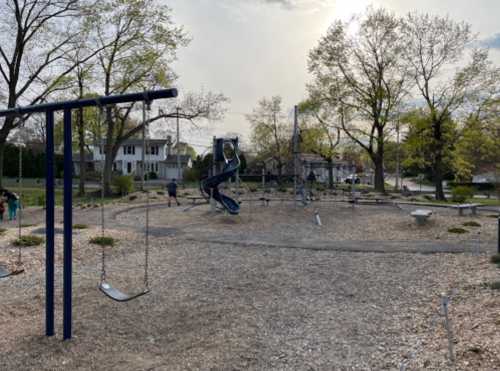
[450,203,480,216]
[410,209,432,225]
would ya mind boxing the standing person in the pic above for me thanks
[307,170,316,200]
[166,178,180,207]
[4,190,19,221]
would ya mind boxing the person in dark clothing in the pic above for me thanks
[166,179,180,207]
[2,189,19,220]
[306,170,316,199]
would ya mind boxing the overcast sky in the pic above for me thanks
[167,0,500,153]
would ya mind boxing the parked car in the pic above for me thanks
[344,174,361,184]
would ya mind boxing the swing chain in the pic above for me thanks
[97,101,107,283]
[143,99,151,290]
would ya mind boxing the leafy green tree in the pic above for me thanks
[452,116,500,182]
[401,109,457,182]
[90,0,187,194]
[308,8,409,193]
[247,96,291,181]
[298,99,341,189]
[0,0,104,187]
[401,13,496,199]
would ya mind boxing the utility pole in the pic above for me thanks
[293,105,299,207]
[141,101,147,192]
[176,107,181,181]
[395,118,401,191]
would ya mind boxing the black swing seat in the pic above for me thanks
[99,282,149,302]
[0,264,24,279]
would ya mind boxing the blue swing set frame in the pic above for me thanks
[0,88,178,340]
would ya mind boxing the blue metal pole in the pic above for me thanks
[45,110,55,337]
[63,109,73,340]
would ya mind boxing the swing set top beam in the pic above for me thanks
[0,88,178,118]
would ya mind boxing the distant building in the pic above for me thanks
[264,154,353,183]
[82,136,192,180]
[472,172,498,184]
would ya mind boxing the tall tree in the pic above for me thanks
[401,13,493,199]
[91,0,227,194]
[0,0,104,186]
[401,109,457,182]
[246,96,291,181]
[309,8,408,192]
[298,99,340,189]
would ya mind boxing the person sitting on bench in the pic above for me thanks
[166,179,180,207]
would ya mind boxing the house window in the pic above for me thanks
[123,145,135,155]
[146,145,159,155]
[127,162,132,173]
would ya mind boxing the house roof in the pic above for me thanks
[161,155,192,164]
[95,138,169,146]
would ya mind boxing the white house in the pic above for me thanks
[90,136,192,180]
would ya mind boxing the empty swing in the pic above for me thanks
[97,101,151,302]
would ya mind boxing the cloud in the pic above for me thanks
[480,33,500,49]
[260,0,330,11]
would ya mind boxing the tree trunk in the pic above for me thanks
[432,118,446,201]
[434,153,446,200]
[103,107,115,195]
[327,158,334,189]
[373,156,385,193]
[77,107,86,196]
[103,148,115,196]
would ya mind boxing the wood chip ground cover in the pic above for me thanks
[0,196,498,370]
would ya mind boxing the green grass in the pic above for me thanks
[89,236,116,246]
[486,281,500,290]
[448,227,468,234]
[490,254,500,265]
[73,224,89,230]
[13,235,44,247]
[13,187,119,207]
[462,221,481,227]
[412,197,500,207]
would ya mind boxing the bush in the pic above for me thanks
[277,186,287,193]
[487,281,500,290]
[113,175,134,196]
[448,227,468,234]
[13,235,44,247]
[315,184,326,192]
[490,254,500,264]
[36,194,45,206]
[73,224,88,229]
[183,168,200,182]
[148,171,158,180]
[463,221,481,227]
[451,186,474,203]
[89,236,116,246]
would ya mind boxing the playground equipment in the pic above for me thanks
[97,101,151,302]
[201,137,241,215]
[0,88,178,340]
